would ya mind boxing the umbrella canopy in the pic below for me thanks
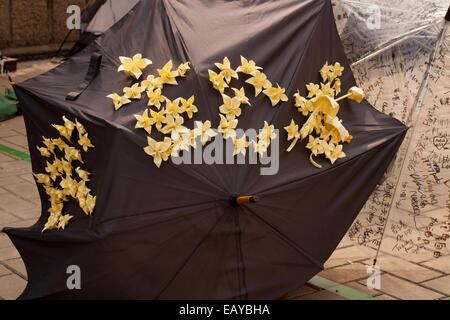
[4,0,406,299]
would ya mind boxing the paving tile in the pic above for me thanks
[337,235,354,248]
[325,245,375,268]
[0,246,21,261]
[0,234,13,249]
[0,264,12,276]
[0,194,36,214]
[379,236,436,263]
[0,139,28,152]
[319,263,369,284]
[297,290,347,300]
[284,285,318,299]
[0,210,20,225]
[2,135,29,149]
[363,255,442,283]
[376,294,398,300]
[3,182,39,203]
[7,218,39,229]
[422,275,450,296]
[0,175,24,186]
[346,281,381,297]
[376,274,443,300]
[421,255,450,274]
[19,174,35,183]
[0,274,27,300]
[0,152,14,161]
[2,259,27,279]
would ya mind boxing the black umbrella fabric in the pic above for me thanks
[4,0,407,299]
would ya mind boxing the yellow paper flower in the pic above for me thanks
[332,62,344,79]
[144,137,172,168]
[60,175,78,198]
[306,136,325,156]
[347,86,364,103]
[252,139,269,156]
[284,119,300,141]
[258,121,277,143]
[45,160,61,181]
[194,121,217,146]
[165,98,182,118]
[52,138,68,151]
[78,133,94,152]
[294,91,314,116]
[37,146,51,158]
[141,75,163,91]
[233,135,250,156]
[181,129,200,150]
[61,159,73,176]
[208,70,228,93]
[320,82,335,97]
[161,115,188,140]
[107,93,131,110]
[177,62,191,77]
[326,143,346,164]
[306,83,322,98]
[123,83,145,100]
[232,87,251,106]
[263,84,289,106]
[245,71,272,97]
[236,56,262,75]
[118,54,152,79]
[333,79,341,95]
[42,137,55,154]
[134,109,153,134]
[218,114,238,139]
[76,180,91,198]
[52,123,73,142]
[215,57,238,84]
[80,194,96,216]
[75,167,90,181]
[75,119,86,135]
[158,60,179,85]
[48,202,64,216]
[42,213,61,232]
[58,214,73,230]
[180,95,198,119]
[147,88,166,109]
[64,146,83,163]
[219,94,242,120]
[150,109,166,130]
[34,173,52,186]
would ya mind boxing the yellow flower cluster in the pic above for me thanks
[284,62,364,168]
[209,56,283,156]
[34,116,96,232]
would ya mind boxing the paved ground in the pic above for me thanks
[0,59,448,300]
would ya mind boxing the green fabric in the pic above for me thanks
[0,88,18,122]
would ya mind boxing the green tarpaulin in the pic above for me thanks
[0,88,18,122]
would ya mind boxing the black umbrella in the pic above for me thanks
[3,0,406,299]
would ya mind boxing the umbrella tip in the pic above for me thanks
[230,195,260,206]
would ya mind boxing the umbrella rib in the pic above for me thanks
[243,206,323,270]
[155,208,228,299]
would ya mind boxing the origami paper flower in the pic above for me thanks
[218,114,238,139]
[42,137,56,154]
[134,109,153,134]
[76,180,91,199]
[333,79,341,95]
[144,137,173,168]
[80,194,96,216]
[123,83,145,100]
[52,138,68,151]
[180,96,198,119]
[263,84,289,106]
[165,99,182,118]
[158,60,179,85]
[251,139,270,156]
[233,134,250,156]
[58,214,73,230]
[141,75,163,91]
[78,133,94,152]
[177,62,191,77]
[245,71,272,97]
[64,146,83,163]
[232,87,251,106]
[194,121,217,146]
[306,136,325,156]
[75,167,90,181]
[320,82,335,98]
[107,93,131,110]
[161,115,188,140]
[118,54,152,79]
[219,94,242,120]
[215,57,238,84]
[306,83,322,98]
[236,56,262,75]
[147,88,166,109]
[52,120,73,142]
[258,121,277,143]
[208,70,228,93]
[327,143,346,164]
[347,86,364,103]
[48,201,64,216]
[294,91,314,116]
[46,160,61,181]
[284,120,300,141]
[61,159,73,176]
[181,129,200,150]
[37,146,51,158]
[42,213,61,232]
[60,175,78,198]
[75,119,86,136]
[150,109,166,130]
[34,173,52,186]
